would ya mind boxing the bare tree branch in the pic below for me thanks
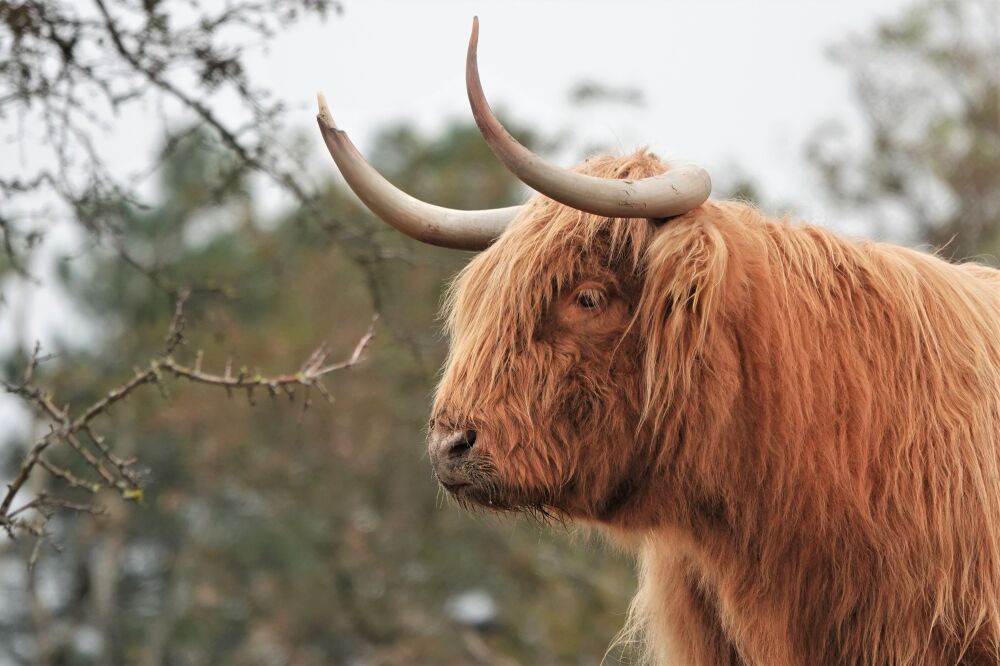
[1,298,377,542]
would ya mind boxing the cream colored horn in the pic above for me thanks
[466,17,711,220]
[317,93,520,250]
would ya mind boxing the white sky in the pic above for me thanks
[267,0,913,227]
[0,0,915,437]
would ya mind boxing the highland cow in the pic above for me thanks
[316,19,1000,665]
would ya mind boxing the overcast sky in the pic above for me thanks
[270,0,913,226]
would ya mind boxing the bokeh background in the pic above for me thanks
[0,0,996,663]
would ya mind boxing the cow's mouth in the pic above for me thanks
[438,476,491,503]
[436,472,500,505]
[440,480,470,493]
[439,475,555,516]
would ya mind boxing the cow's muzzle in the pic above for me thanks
[428,428,477,491]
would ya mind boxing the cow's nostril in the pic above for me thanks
[449,430,476,458]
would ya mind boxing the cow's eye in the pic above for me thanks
[575,289,605,310]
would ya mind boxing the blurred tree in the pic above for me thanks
[807,0,1000,259]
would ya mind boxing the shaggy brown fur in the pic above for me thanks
[430,150,1000,665]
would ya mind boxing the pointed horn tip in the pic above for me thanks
[687,164,713,193]
[316,92,336,129]
[469,16,479,44]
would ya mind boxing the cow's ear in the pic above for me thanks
[636,216,729,415]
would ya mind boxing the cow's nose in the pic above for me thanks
[431,429,477,460]
[428,428,477,489]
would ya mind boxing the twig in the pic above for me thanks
[1,307,377,542]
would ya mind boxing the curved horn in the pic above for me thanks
[316,93,520,250]
[466,18,712,220]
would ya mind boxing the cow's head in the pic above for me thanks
[318,19,722,525]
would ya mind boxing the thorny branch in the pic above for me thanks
[0,296,377,551]
[0,0,377,288]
